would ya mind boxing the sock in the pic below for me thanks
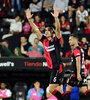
[52,89,64,100]
[62,93,66,100]
[85,90,90,100]
[65,91,71,100]
[79,92,86,100]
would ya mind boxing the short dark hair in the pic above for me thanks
[45,24,55,30]
[70,33,79,40]
[45,24,55,36]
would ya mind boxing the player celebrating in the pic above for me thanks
[65,34,90,100]
[25,8,65,100]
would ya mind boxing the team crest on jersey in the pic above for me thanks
[76,53,80,56]
[45,45,55,52]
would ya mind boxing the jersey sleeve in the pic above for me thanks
[40,35,47,43]
[73,49,81,58]
[54,36,62,44]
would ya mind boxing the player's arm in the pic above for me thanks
[76,56,82,81]
[25,9,42,40]
[51,8,62,39]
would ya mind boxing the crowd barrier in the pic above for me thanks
[0,57,71,69]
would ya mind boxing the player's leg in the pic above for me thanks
[49,84,64,100]
[65,84,73,100]
[49,68,64,100]
[65,74,75,100]
[79,86,90,100]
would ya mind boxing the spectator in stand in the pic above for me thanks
[46,86,58,100]
[80,36,90,75]
[33,14,45,33]
[28,38,44,55]
[0,82,12,100]
[23,21,31,35]
[54,0,69,17]
[29,0,43,16]
[21,42,43,58]
[43,0,55,14]
[76,4,88,24]
[80,36,90,59]
[0,41,24,57]
[20,35,32,51]
[34,14,41,27]
[60,15,71,35]
[72,15,85,34]
[11,0,21,12]
[26,81,44,100]
[39,19,45,34]
[43,0,55,23]
[68,0,80,18]
[3,15,22,34]
[0,41,10,57]
[28,32,43,48]
[84,15,90,34]
[68,11,76,33]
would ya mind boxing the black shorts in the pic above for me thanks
[50,64,64,85]
[67,73,87,87]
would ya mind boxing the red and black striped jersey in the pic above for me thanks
[71,46,87,77]
[40,35,62,69]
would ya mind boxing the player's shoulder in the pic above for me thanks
[73,46,81,55]
[40,35,47,42]
[74,46,81,51]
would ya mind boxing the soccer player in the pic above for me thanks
[25,8,65,100]
[65,34,90,100]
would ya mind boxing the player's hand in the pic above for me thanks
[51,8,59,18]
[25,9,33,20]
[77,73,82,81]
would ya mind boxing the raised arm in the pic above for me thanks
[25,9,42,40]
[51,8,62,39]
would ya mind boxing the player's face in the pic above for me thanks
[45,27,52,38]
[69,36,75,46]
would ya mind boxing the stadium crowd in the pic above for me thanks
[0,0,90,100]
